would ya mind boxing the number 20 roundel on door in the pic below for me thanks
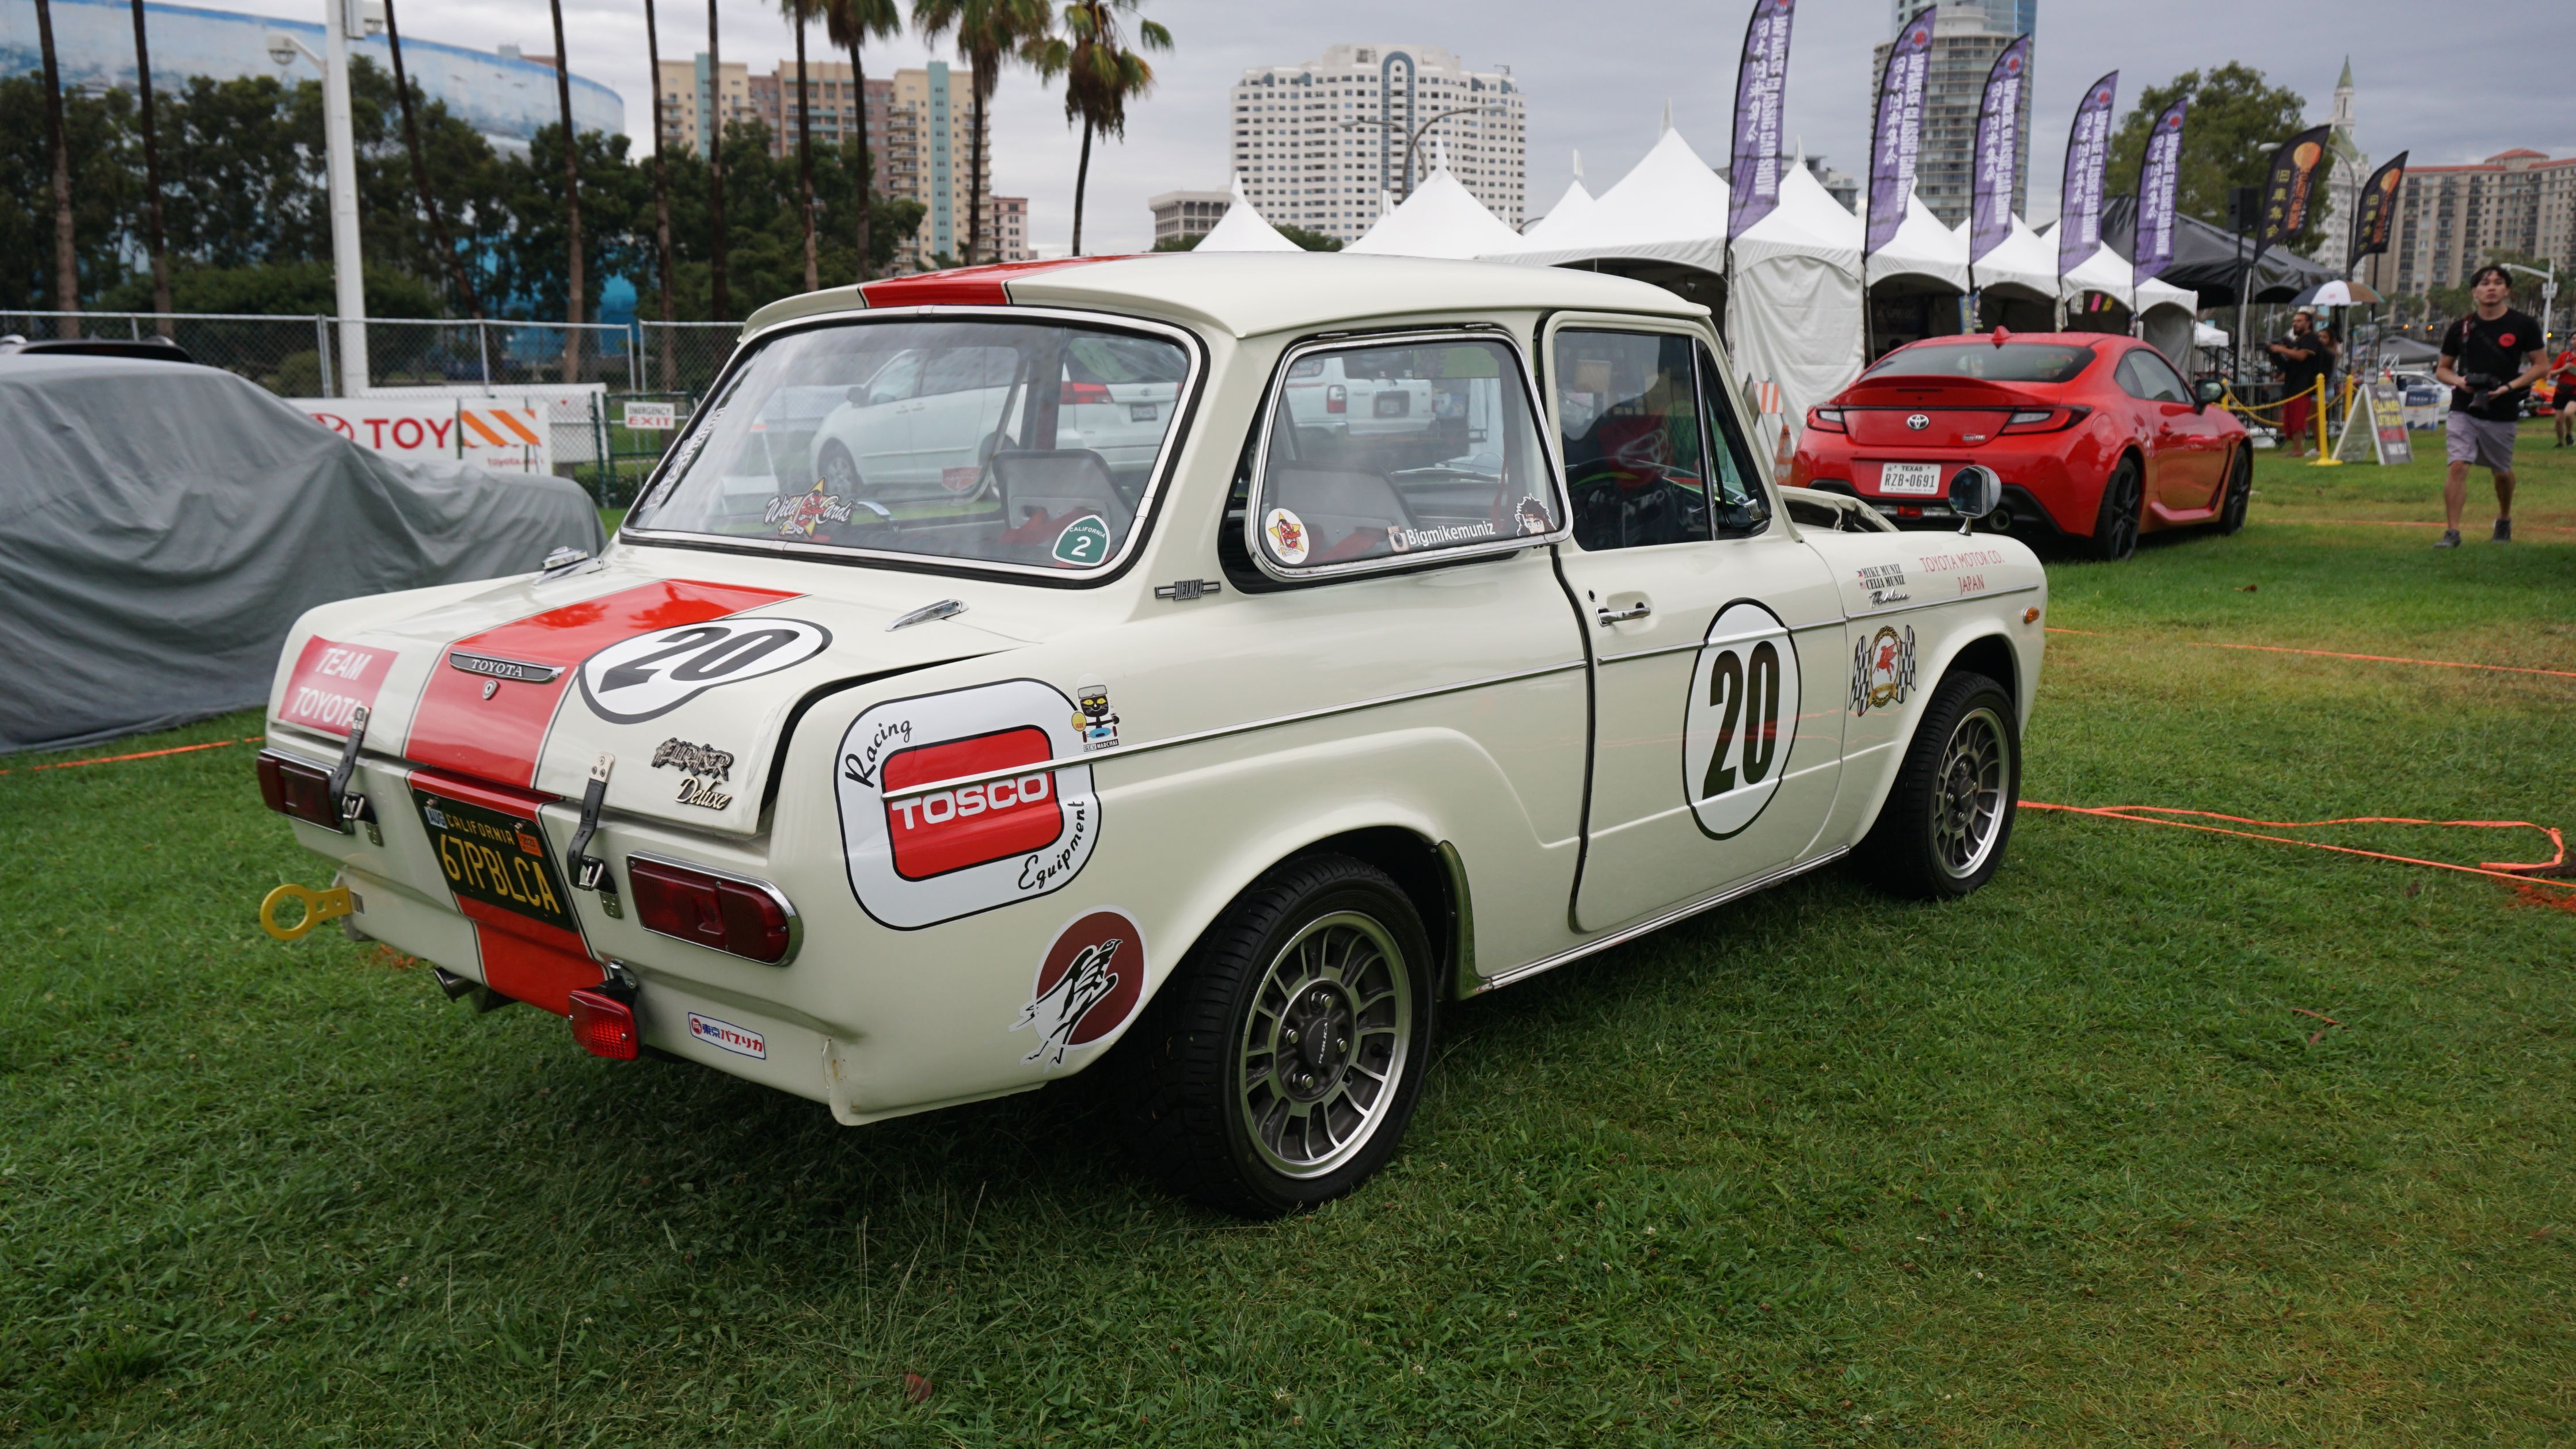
[1681,601,1801,840]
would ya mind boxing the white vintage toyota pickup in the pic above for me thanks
[257,254,2045,1214]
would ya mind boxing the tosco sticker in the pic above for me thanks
[835,679,1101,929]
[1051,513,1112,567]
[687,1011,767,1059]
[577,617,833,724]
[1012,907,1146,1069]
[1263,508,1310,565]
[1851,624,1917,716]
[278,635,392,735]
[1681,600,1801,840]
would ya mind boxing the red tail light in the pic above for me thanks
[1807,406,1847,433]
[257,750,341,828]
[2000,405,2091,434]
[1059,380,1111,405]
[566,987,640,1060]
[627,856,798,964]
[1325,384,1347,414]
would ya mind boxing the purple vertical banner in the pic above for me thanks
[1865,13,1934,258]
[1726,0,1797,242]
[2056,70,2119,280]
[2132,98,2187,283]
[1968,35,2031,266]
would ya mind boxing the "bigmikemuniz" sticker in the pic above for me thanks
[834,679,1102,929]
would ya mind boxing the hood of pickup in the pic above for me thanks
[271,560,1019,834]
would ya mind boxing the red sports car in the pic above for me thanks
[1788,331,2251,560]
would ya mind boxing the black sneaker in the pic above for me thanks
[2433,529,2462,548]
[2494,518,2513,542]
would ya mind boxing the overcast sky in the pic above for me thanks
[223,0,2576,255]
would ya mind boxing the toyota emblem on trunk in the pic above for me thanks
[1905,413,1932,430]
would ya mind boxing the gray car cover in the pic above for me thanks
[0,356,605,754]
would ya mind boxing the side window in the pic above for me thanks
[865,350,922,404]
[1251,336,1558,573]
[919,346,1018,397]
[2130,348,2192,404]
[1552,330,1710,550]
[1696,345,1772,536]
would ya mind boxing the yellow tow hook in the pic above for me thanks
[260,883,354,941]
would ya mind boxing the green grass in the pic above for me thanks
[4,429,2572,1444]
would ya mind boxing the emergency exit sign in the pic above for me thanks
[621,401,678,430]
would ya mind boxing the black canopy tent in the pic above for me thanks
[2101,196,2338,307]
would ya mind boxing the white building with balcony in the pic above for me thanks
[1231,43,1527,245]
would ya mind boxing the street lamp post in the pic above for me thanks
[1340,104,1500,205]
[2498,260,2560,346]
[268,0,379,396]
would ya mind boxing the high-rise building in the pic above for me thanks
[1148,190,1234,247]
[1230,43,1527,244]
[2380,149,2576,306]
[1870,3,2031,228]
[1894,0,2034,38]
[659,58,1011,270]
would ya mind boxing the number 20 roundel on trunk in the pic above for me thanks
[835,680,1103,929]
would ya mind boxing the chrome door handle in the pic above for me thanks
[1595,603,1652,626]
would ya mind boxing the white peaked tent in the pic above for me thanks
[1862,192,1969,292]
[1195,176,1302,253]
[1522,171,1596,246]
[1956,213,2057,303]
[1728,163,1865,444]
[1348,162,1528,259]
[2134,275,2200,365]
[1497,126,1732,269]
[2058,239,2136,309]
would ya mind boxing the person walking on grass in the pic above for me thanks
[2551,344,2576,448]
[2267,310,2328,457]
[2434,265,2549,547]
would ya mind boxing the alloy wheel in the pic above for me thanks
[1932,706,2010,879]
[1236,912,1414,1179]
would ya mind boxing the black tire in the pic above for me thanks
[816,440,861,491]
[1114,854,1438,1217]
[2214,443,2251,535]
[1856,671,2021,899]
[2088,454,2143,561]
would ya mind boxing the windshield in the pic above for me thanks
[1866,341,2097,384]
[629,318,1193,574]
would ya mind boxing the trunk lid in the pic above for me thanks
[1837,376,2046,450]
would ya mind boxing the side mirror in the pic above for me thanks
[1949,464,2002,537]
[2196,377,2227,409]
[845,386,868,407]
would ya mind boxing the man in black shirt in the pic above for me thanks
[2433,265,2548,547]
[2267,311,2330,456]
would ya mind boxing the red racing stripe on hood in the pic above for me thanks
[857,255,1128,308]
[404,580,798,788]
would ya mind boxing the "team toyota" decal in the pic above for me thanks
[834,679,1102,929]
[577,617,834,723]
[1681,600,1801,840]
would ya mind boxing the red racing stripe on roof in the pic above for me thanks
[857,256,1129,308]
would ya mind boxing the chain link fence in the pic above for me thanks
[4,309,338,395]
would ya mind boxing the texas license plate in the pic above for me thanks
[1878,462,1943,495]
[412,787,577,931]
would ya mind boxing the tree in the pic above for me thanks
[2106,64,2325,250]
[819,0,902,280]
[35,0,76,333]
[547,0,586,379]
[780,0,820,291]
[706,0,731,317]
[127,0,172,328]
[642,0,679,379]
[913,0,1051,265]
[383,0,481,316]
[1022,0,1167,257]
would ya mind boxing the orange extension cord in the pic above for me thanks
[0,735,262,776]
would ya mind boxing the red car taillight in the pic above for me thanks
[2000,405,2091,434]
[1808,406,1847,433]
[1325,384,1347,414]
[627,857,797,964]
[1059,380,1111,405]
[566,987,640,1060]
[256,750,341,828]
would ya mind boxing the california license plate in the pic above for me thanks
[412,787,577,931]
[1878,462,1943,495]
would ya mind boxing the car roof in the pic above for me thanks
[1898,331,2131,349]
[742,253,1709,342]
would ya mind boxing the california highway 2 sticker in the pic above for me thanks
[1051,514,1112,567]
[578,617,832,724]
[1011,907,1146,1069]
[1682,601,1799,840]
[835,678,1101,929]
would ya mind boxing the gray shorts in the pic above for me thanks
[2446,410,2517,471]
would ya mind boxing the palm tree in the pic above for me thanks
[127,0,172,330]
[912,0,1051,266]
[383,0,482,317]
[642,0,678,382]
[33,0,75,334]
[546,0,585,381]
[780,0,820,291]
[1022,0,1166,257]
[820,0,901,281]
[706,0,730,318]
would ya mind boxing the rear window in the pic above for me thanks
[1866,341,2097,384]
[626,318,1193,578]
